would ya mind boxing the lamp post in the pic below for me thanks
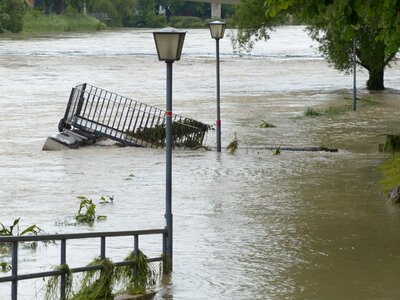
[153,27,186,270]
[352,36,357,111]
[209,20,226,152]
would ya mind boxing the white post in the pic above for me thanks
[211,1,222,19]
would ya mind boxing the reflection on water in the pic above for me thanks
[1,27,400,299]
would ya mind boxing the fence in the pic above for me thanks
[59,83,209,148]
[0,229,167,300]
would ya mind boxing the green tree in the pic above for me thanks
[0,0,26,33]
[39,0,64,14]
[175,2,209,18]
[234,0,400,90]
[159,0,185,21]
[91,0,121,26]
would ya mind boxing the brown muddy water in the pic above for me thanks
[1,27,400,299]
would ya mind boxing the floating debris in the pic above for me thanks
[43,83,210,150]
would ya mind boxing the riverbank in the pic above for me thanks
[21,12,106,34]
[3,12,215,37]
[380,153,400,193]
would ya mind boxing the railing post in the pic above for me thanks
[162,230,168,274]
[11,241,18,300]
[100,236,106,260]
[134,235,139,256]
[75,83,87,116]
[60,239,66,300]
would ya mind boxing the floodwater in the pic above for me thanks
[1,26,400,299]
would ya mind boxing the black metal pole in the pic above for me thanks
[352,37,357,111]
[216,38,221,152]
[11,242,18,300]
[165,61,173,269]
[60,239,66,300]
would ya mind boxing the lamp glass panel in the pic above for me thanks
[154,33,182,61]
[209,22,226,39]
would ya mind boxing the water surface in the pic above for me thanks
[1,27,400,299]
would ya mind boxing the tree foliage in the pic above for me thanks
[0,0,27,33]
[234,0,400,90]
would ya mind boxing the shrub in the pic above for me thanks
[169,16,205,28]
[303,107,322,117]
[1,0,27,33]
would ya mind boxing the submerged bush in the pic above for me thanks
[384,134,400,154]
[303,107,322,117]
[227,134,240,155]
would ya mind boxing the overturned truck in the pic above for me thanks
[43,83,210,150]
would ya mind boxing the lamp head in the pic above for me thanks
[208,20,226,40]
[153,27,187,62]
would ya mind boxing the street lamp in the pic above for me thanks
[209,20,226,152]
[352,36,357,111]
[153,27,186,271]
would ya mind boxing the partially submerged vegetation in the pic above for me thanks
[227,133,240,155]
[260,120,276,128]
[0,218,45,271]
[380,153,400,194]
[73,258,115,300]
[75,196,111,223]
[115,251,158,296]
[380,134,400,195]
[126,119,210,149]
[45,252,158,299]
[302,97,378,118]
[382,134,400,154]
[45,264,73,300]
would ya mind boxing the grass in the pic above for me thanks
[45,264,73,300]
[115,251,158,295]
[260,120,276,128]
[227,133,239,155]
[0,262,11,272]
[303,107,323,117]
[22,11,106,34]
[380,153,400,193]
[72,258,115,300]
[302,97,378,118]
[43,252,158,299]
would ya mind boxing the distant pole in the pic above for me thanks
[352,36,357,111]
[208,20,226,152]
[83,2,87,15]
[215,38,222,152]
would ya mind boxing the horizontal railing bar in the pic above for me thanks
[0,229,166,243]
[0,257,163,283]
[75,84,208,127]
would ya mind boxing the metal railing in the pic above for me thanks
[0,229,167,300]
[59,83,209,148]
